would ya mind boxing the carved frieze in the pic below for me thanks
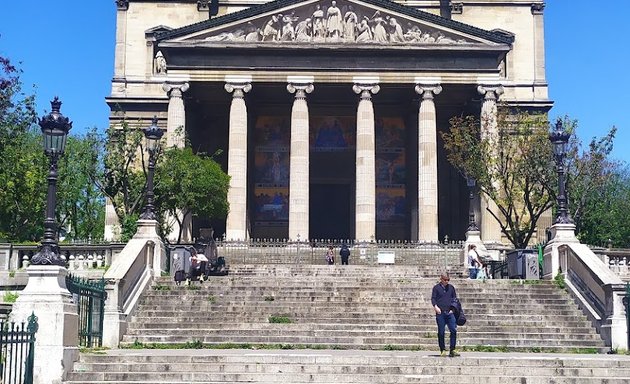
[198,0,210,11]
[201,0,471,45]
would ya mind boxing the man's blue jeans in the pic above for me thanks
[468,268,478,279]
[436,312,457,352]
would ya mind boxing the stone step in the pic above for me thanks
[64,350,630,384]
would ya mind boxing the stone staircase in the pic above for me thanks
[64,265,630,383]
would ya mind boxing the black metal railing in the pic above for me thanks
[0,313,38,384]
[65,274,106,348]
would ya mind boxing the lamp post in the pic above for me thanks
[548,119,572,224]
[139,116,164,220]
[466,175,479,231]
[31,97,72,266]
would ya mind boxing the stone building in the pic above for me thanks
[106,0,551,243]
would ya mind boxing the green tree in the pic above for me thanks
[441,110,556,248]
[96,121,146,241]
[57,128,106,241]
[0,55,46,242]
[154,147,230,243]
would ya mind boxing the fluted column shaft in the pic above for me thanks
[415,84,442,242]
[477,84,504,243]
[225,81,252,241]
[353,81,379,242]
[162,82,190,148]
[287,80,314,241]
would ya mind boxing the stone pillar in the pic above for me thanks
[415,83,442,242]
[225,77,252,241]
[162,82,190,148]
[352,79,379,242]
[477,84,504,243]
[10,266,79,384]
[113,1,128,82]
[162,82,191,242]
[287,77,314,241]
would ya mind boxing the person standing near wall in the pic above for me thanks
[339,244,350,265]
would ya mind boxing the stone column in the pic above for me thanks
[415,83,442,242]
[287,78,314,241]
[477,84,504,243]
[225,78,252,241]
[113,1,128,82]
[352,79,379,242]
[162,82,191,242]
[162,82,190,148]
[10,266,79,384]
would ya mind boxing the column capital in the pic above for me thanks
[353,83,380,100]
[531,3,545,15]
[224,82,252,98]
[477,84,504,100]
[287,82,314,99]
[415,84,442,100]
[116,0,129,11]
[162,82,190,97]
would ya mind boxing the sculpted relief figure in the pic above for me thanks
[343,6,358,41]
[202,1,468,45]
[295,18,312,42]
[312,5,326,39]
[262,14,282,41]
[356,17,373,42]
[371,11,388,43]
[326,1,343,39]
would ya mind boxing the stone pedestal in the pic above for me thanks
[543,223,578,279]
[10,266,79,384]
[463,230,490,265]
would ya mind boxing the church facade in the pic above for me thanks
[106,0,552,243]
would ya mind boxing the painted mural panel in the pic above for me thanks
[375,117,407,223]
[310,116,356,151]
[253,117,290,226]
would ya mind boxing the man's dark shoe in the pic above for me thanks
[449,349,460,357]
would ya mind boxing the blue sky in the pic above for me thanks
[1,1,629,162]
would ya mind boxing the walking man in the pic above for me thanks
[431,273,460,357]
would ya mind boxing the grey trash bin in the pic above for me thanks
[506,249,539,279]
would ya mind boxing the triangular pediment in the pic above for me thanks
[156,0,513,47]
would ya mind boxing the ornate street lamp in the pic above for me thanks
[466,175,479,231]
[31,97,72,266]
[548,119,572,224]
[139,116,164,220]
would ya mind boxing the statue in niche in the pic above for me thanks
[356,17,373,43]
[312,5,326,39]
[343,6,358,41]
[388,17,404,43]
[262,14,282,41]
[326,1,343,39]
[370,11,388,43]
[154,51,167,74]
[295,18,312,42]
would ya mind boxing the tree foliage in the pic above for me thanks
[441,110,556,248]
[96,122,147,241]
[565,120,630,247]
[155,147,230,243]
[57,129,105,241]
[0,54,106,242]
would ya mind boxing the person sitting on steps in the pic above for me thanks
[185,247,208,285]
